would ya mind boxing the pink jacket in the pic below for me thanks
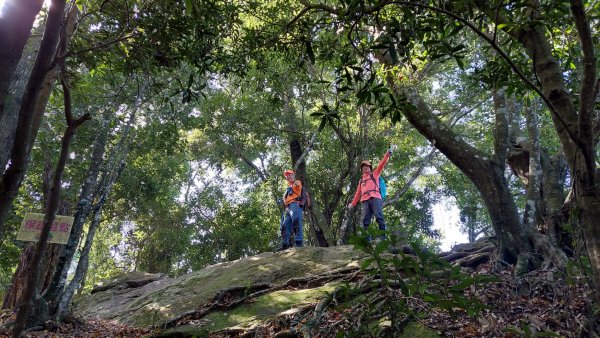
[349,151,390,207]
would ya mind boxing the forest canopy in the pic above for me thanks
[0,0,599,336]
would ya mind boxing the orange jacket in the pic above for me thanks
[284,180,303,206]
[349,151,390,207]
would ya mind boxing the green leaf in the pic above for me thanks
[361,257,375,270]
[374,240,388,256]
[184,0,193,16]
[318,117,327,131]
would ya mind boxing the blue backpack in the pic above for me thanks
[379,176,387,200]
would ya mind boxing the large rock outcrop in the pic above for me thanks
[74,246,366,329]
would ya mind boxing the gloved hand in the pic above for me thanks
[347,203,353,209]
[388,144,398,154]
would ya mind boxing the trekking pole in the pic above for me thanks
[277,198,285,243]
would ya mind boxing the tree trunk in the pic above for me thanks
[56,208,102,320]
[57,156,126,320]
[540,154,569,249]
[281,93,333,246]
[0,0,68,243]
[460,207,478,243]
[476,0,600,300]
[2,151,69,311]
[42,117,109,311]
[288,136,330,246]
[11,60,90,337]
[0,0,44,118]
[575,163,600,303]
[0,28,42,172]
[523,103,542,227]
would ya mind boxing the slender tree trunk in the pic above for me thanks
[43,116,109,312]
[56,208,102,320]
[575,164,600,303]
[0,0,68,243]
[524,104,542,227]
[540,154,569,249]
[462,207,478,243]
[56,156,126,320]
[0,0,44,118]
[281,93,333,246]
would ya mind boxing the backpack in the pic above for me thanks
[285,182,311,211]
[368,173,387,200]
[299,187,311,211]
[379,176,387,200]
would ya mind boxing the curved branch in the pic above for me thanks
[294,130,318,171]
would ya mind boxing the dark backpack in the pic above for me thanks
[299,187,311,211]
[285,183,311,211]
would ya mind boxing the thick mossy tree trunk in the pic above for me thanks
[474,0,600,302]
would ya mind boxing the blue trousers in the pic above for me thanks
[362,197,386,231]
[282,202,303,245]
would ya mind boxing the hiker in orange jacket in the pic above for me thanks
[276,169,304,251]
[348,145,397,240]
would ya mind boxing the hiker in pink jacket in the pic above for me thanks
[348,146,396,239]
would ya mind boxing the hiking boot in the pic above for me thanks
[295,240,303,247]
[275,244,290,252]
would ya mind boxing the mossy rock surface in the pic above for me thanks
[74,246,364,328]
[156,282,339,337]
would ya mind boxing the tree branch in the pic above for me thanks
[293,130,318,172]
[66,32,139,57]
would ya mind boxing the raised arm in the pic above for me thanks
[373,150,391,177]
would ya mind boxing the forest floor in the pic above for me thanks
[0,255,597,337]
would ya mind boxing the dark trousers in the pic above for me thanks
[362,197,386,231]
[282,202,303,246]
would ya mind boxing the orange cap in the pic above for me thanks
[284,169,295,177]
